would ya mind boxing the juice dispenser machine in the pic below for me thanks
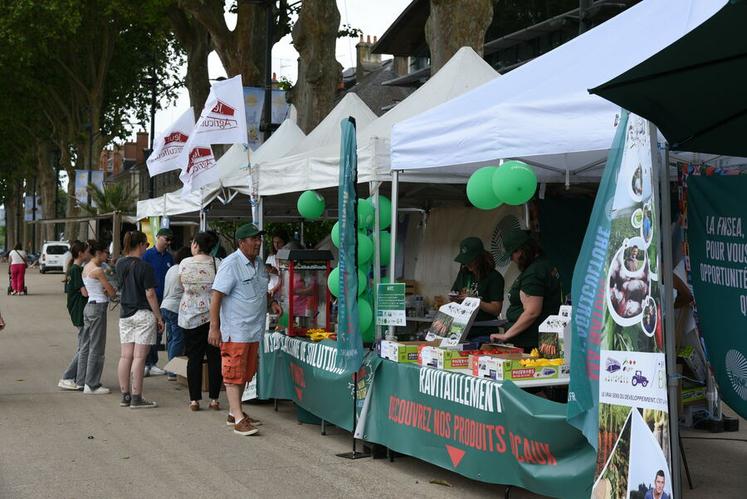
[276,248,333,337]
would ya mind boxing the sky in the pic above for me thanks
[152,0,411,136]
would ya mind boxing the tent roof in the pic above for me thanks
[250,119,305,165]
[284,93,376,157]
[390,0,730,181]
[592,0,747,157]
[255,48,499,196]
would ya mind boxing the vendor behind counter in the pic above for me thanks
[491,231,561,351]
[451,237,504,340]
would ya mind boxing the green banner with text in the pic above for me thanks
[361,361,595,499]
[687,175,747,419]
[258,332,380,431]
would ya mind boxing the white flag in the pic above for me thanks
[146,107,194,176]
[179,143,219,197]
[177,75,248,194]
[192,75,247,144]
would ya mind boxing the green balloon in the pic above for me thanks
[357,198,374,229]
[357,269,368,296]
[379,230,391,266]
[492,160,537,206]
[327,267,340,297]
[331,221,340,247]
[358,232,373,266]
[366,196,392,230]
[328,266,367,297]
[467,166,502,210]
[358,298,373,332]
[297,190,325,219]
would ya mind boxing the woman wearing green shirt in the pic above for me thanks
[451,237,504,340]
[490,231,561,351]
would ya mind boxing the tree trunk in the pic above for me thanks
[291,0,341,134]
[425,0,493,74]
[168,9,211,111]
[33,144,56,242]
[5,182,19,251]
[62,144,81,242]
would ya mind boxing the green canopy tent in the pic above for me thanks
[590,0,747,157]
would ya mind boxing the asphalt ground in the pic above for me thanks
[0,266,744,498]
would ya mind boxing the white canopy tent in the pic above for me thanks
[136,119,306,220]
[390,0,732,182]
[256,47,499,196]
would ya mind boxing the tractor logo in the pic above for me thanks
[631,370,648,387]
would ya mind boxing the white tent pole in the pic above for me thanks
[658,141,682,499]
[386,171,399,340]
[370,181,382,341]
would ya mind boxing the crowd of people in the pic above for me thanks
[55,223,280,436]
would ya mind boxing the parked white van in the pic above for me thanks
[40,241,70,274]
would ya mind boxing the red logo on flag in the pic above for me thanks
[186,147,213,173]
[211,100,235,117]
[163,131,189,145]
[445,445,466,468]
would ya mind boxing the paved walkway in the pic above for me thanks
[0,267,744,498]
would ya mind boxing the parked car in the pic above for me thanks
[39,241,70,274]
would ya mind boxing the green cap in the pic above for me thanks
[156,228,173,238]
[235,223,264,240]
[455,237,484,264]
[502,230,531,255]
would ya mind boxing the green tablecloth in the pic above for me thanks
[258,332,594,498]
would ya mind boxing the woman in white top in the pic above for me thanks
[78,241,116,394]
[161,246,191,380]
[8,243,28,295]
[265,231,287,299]
[179,232,222,411]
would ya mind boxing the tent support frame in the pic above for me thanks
[387,171,400,340]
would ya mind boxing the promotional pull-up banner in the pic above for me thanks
[687,175,747,419]
[569,111,673,498]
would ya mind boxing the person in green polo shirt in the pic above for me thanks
[451,237,504,340]
[490,231,561,351]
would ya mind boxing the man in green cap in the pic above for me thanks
[142,227,174,376]
[450,237,505,341]
[209,223,282,436]
[490,230,562,352]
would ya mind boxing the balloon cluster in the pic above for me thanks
[330,195,393,335]
[466,160,537,210]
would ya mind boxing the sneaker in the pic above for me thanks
[227,412,262,426]
[83,385,111,395]
[58,379,79,391]
[143,366,151,377]
[233,417,259,436]
[76,385,85,391]
[130,396,158,409]
[120,393,132,407]
[167,374,177,381]
[148,366,166,376]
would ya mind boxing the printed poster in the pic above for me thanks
[568,111,672,498]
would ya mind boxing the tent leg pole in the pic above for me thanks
[386,171,399,340]
[371,182,382,341]
[660,144,682,499]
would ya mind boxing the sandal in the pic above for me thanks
[208,400,220,411]
[190,401,200,411]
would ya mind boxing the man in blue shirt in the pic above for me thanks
[209,223,281,436]
[142,228,174,376]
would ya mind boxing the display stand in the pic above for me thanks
[336,371,371,460]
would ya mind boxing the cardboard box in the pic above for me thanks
[380,340,435,363]
[538,305,572,360]
[417,346,480,370]
[471,354,568,381]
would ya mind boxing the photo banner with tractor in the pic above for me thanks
[568,111,673,498]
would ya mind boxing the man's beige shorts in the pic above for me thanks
[119,310,156,345]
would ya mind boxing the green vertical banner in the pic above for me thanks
[336,117,362,372]
[687,175,747,419]
[569,111,673,498]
